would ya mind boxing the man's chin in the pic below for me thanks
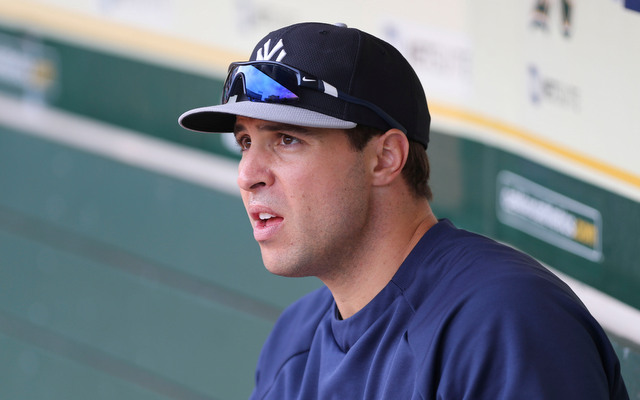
[263,266,309,278]
[262,259,312,278]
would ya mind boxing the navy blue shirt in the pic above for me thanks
[250,219,628,399]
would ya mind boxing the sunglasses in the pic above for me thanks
[221,61,406,133]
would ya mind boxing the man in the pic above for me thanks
[179,22,628,399]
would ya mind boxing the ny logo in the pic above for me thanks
[256,39,287,62]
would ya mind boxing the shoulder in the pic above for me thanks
[407,219,544,276]
[402,220,566,316]
[425,273,620,398]
[408,222,590,348]
[405,223,624,398]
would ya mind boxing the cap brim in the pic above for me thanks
[178,101,357,133]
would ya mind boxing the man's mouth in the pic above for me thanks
[257,212,283,228]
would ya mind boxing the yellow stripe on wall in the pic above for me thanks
[430,104,640,190]
[0,1,241,73]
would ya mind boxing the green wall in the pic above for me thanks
[0,124,323,399]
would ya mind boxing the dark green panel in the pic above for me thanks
[429,131,640,310]
[0,125,321,399]
[611,335,640,399]
[0,25,234,158]
[0,127,321,310]
[0,229,269,399]
[0,334,173,400]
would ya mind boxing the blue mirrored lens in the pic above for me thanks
[225,65,298,103]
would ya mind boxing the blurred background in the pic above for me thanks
[0,0,639,398]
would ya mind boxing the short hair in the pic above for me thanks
[345,125,432,200]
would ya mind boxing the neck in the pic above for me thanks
[321,201,437,319]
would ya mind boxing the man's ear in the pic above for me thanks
[371,129,409,187]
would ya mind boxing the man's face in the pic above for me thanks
[234,116,374,278]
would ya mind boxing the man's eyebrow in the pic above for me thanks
[260,123,311,134]
[233,123,247,137]
[233,122,311,137]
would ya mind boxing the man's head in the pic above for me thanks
[179,23,433,276]
[179,22,431,148]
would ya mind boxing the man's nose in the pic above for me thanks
[237,149,274,191]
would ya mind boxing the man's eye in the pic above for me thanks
[280,135,300,146]
[237,136,251,150]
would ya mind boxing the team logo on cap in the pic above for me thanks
[256,39,287,62]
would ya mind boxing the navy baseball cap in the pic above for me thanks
[179,22,431,148]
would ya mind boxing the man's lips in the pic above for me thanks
[249,209,284,241]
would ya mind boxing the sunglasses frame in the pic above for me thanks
[222,61,407,134]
